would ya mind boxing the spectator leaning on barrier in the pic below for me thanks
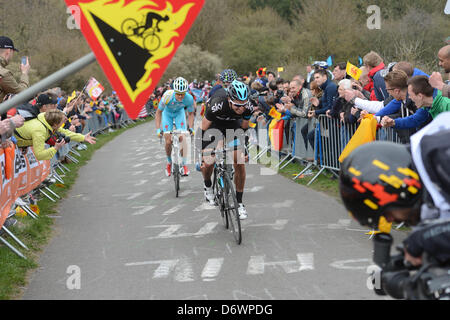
[332,62,349,83]
[381,76,433,130]
[0,36,30,102]
[309,69,338,117]
[363,51,388,101]
[327,79,359,124]
[14,109,96,161]
[16,93,57,120]
[429,45,450,98]
[277,77,312,119]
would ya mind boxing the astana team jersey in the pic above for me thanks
[158,90,195,132]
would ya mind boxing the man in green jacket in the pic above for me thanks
[0,36,30,102]
[429,89,450,119]
[14,109,96,160]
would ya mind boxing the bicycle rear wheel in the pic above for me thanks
[121,18,138,36]
[213,168,228,229]
[224,172,242,245]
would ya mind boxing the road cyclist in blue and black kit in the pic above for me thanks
[155,77,195,177]
[196,80,254,220]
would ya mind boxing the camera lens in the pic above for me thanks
[382,270,410,299]
[373,233,393,268]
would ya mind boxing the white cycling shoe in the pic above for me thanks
[204,186,215,205]
[238,203,248,220]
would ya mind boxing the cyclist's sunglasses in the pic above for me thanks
[229,99,248,108]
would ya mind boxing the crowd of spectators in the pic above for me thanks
[0,36,133,232]
[239,46,450,159]
[143,45,450,166]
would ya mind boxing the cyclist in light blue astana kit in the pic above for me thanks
[155,77,195,177]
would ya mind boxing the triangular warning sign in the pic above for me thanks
[65,0,205,119]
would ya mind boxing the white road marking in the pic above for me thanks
[132,163,145,168]
[201,258,224,281]
[125,259,179,280]
[193,203,217,212]
[127,192,144,200]
[147,222,218,240]
[132,206,156,216]
[247,253,314,275]
[245,219,288,230]
[132,171,144,176]
[272,200,294,208]
[327,219,351,229]
[194,222,218,237]
[246,186,265,193]
[329,258,371,270]
[134,180,148,186]
[175,257,195,282]
[163,204,185,215]
[151,190,170,200]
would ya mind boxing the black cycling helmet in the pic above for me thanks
[339,141,423,229]
[220,69,238,83]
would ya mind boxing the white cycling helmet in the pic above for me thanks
[173,77,188,94]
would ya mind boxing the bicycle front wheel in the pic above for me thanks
[224,172,241,245]
[143,34,161,52]
[173,163,180,197]
[213,168,228,229]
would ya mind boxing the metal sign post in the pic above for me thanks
[0,52,96,115]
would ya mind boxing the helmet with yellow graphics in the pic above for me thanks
[339,141,423,229]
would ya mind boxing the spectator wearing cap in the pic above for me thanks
[16,94,58,120]
[363,51,388,101]
[0,36,30,102]
[429,45,450,98]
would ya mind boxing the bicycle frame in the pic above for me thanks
[164,130,189,197]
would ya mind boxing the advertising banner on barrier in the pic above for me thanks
[0,147,51,230]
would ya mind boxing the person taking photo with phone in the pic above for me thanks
[0,36,30,103]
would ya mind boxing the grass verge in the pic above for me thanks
[0,118,151,300]
[250,148,340,200]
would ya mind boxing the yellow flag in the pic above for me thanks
[346,61,363,81]
[67,90,77,104]
[277,67,284,72]
[268,107,282,120]
[339,114,377,162]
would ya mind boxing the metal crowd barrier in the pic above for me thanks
[2,106,139,258]
[249,113,404,186]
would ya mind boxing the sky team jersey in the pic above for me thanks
[158,90,195,114]
[205,88,254,125]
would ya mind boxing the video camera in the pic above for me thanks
[371,233,450,300]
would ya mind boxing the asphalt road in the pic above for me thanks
[22,118,404,300]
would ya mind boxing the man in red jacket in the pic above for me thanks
[363,51,388,101]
